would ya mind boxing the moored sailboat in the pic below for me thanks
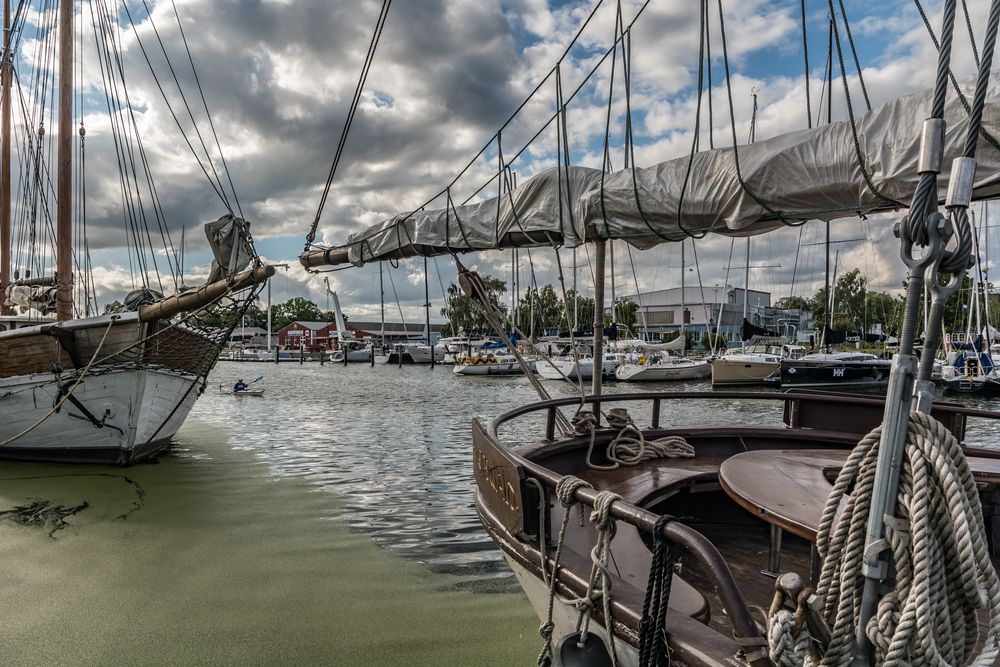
[0,1,273,463]
[299,0,1000,662]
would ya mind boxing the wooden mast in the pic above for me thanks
[55,0,73,321]
[0,0,10,315]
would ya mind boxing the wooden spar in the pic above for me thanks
[55,0,73,321]
[300,246,349,269]
[9,276,56,287]
[137,264,275,322]
[0,0,10,315]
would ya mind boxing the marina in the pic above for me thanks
[3,362,1000,663]
[1,0,1000,664]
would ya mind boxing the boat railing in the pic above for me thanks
[488,390,1000,444]
[480,390,1000,660]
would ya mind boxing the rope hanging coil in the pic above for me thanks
[767,411,1000,666]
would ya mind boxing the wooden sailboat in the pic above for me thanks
[300,0,1000,662]
[0,0,272,463]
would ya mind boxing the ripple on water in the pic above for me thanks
[193,361,1000,592]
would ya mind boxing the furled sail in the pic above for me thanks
[302,77,1000,268]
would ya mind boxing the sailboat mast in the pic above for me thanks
[379,262,385,347]
[823,220,831,351]
[591,240,606,397]
[0,0,10,315]
[680,239,686,352]
[55,0,73,321]
[742,238,749,322]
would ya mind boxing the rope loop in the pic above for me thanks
[770,410,1000,666]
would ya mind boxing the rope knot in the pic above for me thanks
[572,410,598,435]
[590,490,621,530]
[605,407,632,430]
[556,475,591,508]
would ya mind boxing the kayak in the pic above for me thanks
[219,387,265,397]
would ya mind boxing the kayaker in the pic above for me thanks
[233,379,247,392]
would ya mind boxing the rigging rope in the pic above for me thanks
[305,0,391,249]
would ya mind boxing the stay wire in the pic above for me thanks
[168,0,243,219]
[306,0,391,248]
[801,0,812,128]
[137,0,231,216]
[118,0,231,212]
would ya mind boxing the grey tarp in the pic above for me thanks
[206,214,254,283]
[339,76,1000,267]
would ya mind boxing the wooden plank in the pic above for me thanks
[720,449,1000,541]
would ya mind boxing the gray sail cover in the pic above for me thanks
[342,77,1000,266]
[206,214,254,283]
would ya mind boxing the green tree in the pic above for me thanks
[515,285,562,337]
[774,295,813,311]
[609,297,638,330]
[271,297,325,330]
[865,292,903,336]
[439,275,507,337]
[242,304,268,329]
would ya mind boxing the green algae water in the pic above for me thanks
[1,361,998,665]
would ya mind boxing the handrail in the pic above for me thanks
[487,389,1000,439]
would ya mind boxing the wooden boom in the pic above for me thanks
[138,264,275,322]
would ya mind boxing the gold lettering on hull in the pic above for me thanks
[472,420,525,535]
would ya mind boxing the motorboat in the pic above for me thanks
[614,353,710,381]
[535,353,622,381]
[776,351,892,390]
[453,352,524,376]
[710,342,804,386]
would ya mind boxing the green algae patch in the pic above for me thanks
[0,422,538,666]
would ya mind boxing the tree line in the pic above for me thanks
[775,268,991,337]
[439,275,639,337]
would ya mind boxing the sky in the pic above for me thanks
[6,0,997,323]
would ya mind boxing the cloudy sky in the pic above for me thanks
[8,0,996,322]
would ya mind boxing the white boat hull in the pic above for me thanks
[615,360,711,382]
[504,554,640,667]
[0,366,199,464]
[453,361,523,376]
[536,356,621,381]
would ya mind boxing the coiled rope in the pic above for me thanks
[767,411,1000,666]
[574,407,696,470]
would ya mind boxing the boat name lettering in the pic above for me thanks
[475,448,520,514]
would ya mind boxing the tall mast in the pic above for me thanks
[379,262,385,347]
[742,237,750,322]
[55,0,73,321]
[0,0,10,315]
[823,220,831,351]
[680,239,686,353]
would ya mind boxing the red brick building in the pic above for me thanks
[277,321,338,351]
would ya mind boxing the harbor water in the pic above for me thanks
[1,360,998,664]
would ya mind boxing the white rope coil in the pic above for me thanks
[768,411,1000,666]
[578,408,696,470]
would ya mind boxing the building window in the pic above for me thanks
[644,311,674,325]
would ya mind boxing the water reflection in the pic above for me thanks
[195,362,999,591]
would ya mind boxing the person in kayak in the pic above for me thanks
[233,379,247,392]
